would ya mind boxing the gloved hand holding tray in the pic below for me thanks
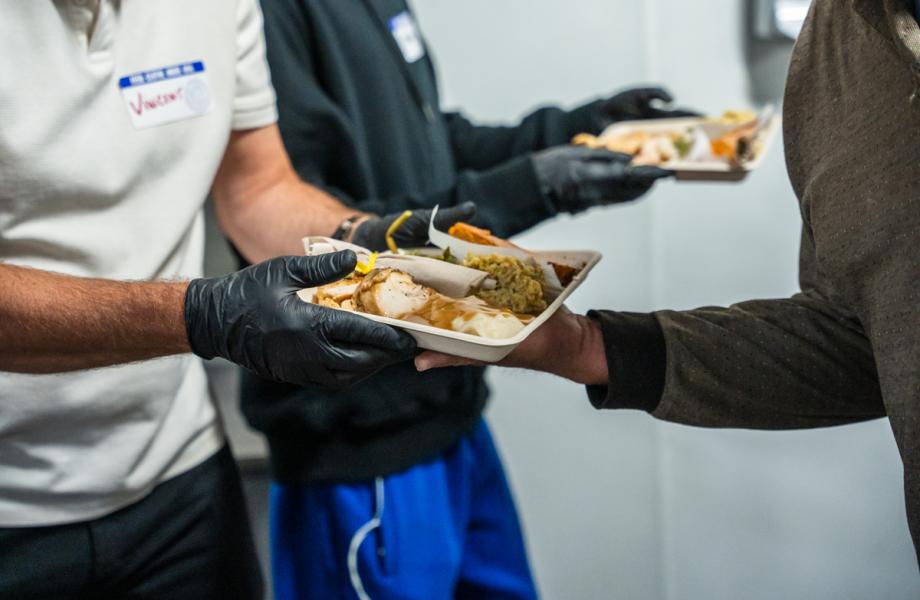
[573,107,779,182]
[298,209,601,362]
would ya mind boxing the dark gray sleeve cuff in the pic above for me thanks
[585,311,667,413]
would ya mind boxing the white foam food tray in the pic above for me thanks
[599,115,780,182]
[301,250,602,363]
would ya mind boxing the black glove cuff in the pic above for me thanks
[350,218,388,251]
[530,151,581,214]
[566,98,608,136]
[461,155,557,239]
[184,278,218,361]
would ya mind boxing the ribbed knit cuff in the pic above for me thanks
[460,155,558,238]
[585,311,667,413]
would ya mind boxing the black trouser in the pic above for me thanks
[0,446,263,600]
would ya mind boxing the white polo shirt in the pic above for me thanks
[0,0,277,526]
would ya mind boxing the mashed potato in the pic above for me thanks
[462,254,547,315]
[453,312,526,339]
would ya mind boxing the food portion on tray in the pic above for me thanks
[444,223,581,289]
[315,266,533,340]
[300,209,596,346]
[571,107,778,180]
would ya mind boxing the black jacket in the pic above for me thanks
[243,0,602,483]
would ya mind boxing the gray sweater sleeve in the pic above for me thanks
[589,229,886,430]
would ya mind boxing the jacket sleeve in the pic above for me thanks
[586,226,886,430]
[443,101,601,172]
[440,97,607,237]
[443,107,602,237]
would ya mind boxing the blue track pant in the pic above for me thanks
[270,419,537,599]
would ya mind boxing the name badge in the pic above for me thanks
[389,12,425,64]
[118,61,213,130]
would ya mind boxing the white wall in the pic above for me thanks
[411,1,920,598]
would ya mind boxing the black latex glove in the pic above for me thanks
[351,202,478,251]
[184,251,416,389]
[532,146,673,214]
[592,87,699,129]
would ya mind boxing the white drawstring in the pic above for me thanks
[347,477,386,600]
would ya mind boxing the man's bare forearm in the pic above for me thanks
[212,126,366,264]
[0,264,190,373]
[216,175,360,263]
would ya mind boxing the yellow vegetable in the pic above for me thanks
[385,210,413,253]
[355,252,378,275]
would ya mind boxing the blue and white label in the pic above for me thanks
[118,61,212,129]
[389,12,425,64]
